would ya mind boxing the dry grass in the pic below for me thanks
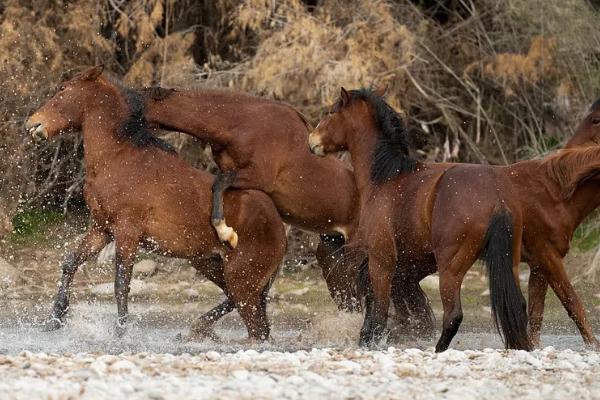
[1,0,600,276]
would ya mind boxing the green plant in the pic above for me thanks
[11,209,64,238]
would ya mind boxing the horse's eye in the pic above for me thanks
[59,85,65,91]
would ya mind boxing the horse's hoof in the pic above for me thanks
[179,328,220,343]
[435,344,448,353]
[182,320,219,342]
[40,318,63,332]
[358,336,372,347]
[114,322,128,338]
[237,336,266,346]
[585,341,600,352]
[214,220,239,249]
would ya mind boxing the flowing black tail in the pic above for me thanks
[481,211,532,351]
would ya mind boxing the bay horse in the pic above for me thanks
[138,85,435,333]
[25,65,287,340]
[309,88,600,351]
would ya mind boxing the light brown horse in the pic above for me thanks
[310,88,600,351]
[523,100,600,348]
[25,66,287,340]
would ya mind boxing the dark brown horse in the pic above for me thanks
[310,88,600,351]
[138,87,357,294]
[25,66,287,340]
[138,84,435,332]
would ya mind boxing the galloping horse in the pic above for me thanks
[309,88,600,351]
[25,66,287,340]
[138,85,435,333]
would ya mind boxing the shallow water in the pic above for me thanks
[1,298,599,399]
[0,300,591,354]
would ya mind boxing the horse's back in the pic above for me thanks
[431,164,522,253]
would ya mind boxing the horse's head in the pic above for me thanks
[26,65,106,140]
[565,98,600,149]
[309,87,379,156]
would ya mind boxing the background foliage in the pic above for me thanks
[1,0,600,268]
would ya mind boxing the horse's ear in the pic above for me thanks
[373,84,388,97]
[340,87,350,106]
[80,65,104,81]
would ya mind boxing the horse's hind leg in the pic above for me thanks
[435,267,466,352]
[228,280,271,341]
[407,282,435,336]
[211,171,239,248]
[433,245,474,352]
[527,264,548,348]
[391,275,435,337]
[41,225,110,331]
[224,251,280,341]
[317,234,361,311]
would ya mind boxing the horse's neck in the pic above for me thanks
[81,112,130,174]
[537,148,600,229]
[566,177,600,227]
[145,91,251,145]
[346,124,380,205]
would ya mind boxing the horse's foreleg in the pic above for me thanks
[211,171,239,248]
[224,244,281,341]
[113,233,138,337]
[541,253,599,349]
[42,226,110,331]
[527,264,548,348]
[359,253,394,347]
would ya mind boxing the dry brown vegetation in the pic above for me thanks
[1,0,600,270]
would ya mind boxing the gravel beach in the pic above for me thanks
[1,347,600,399]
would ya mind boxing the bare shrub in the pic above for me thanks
[2,0,600,275]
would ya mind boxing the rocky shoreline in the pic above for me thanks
[1,347,599,399]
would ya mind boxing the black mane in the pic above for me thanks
[344,89,417,184]
[119,87,176,153]
[106,75,175,154]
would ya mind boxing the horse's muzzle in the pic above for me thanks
[25,120,48,140]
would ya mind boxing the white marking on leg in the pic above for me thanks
[214,220,239,248]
